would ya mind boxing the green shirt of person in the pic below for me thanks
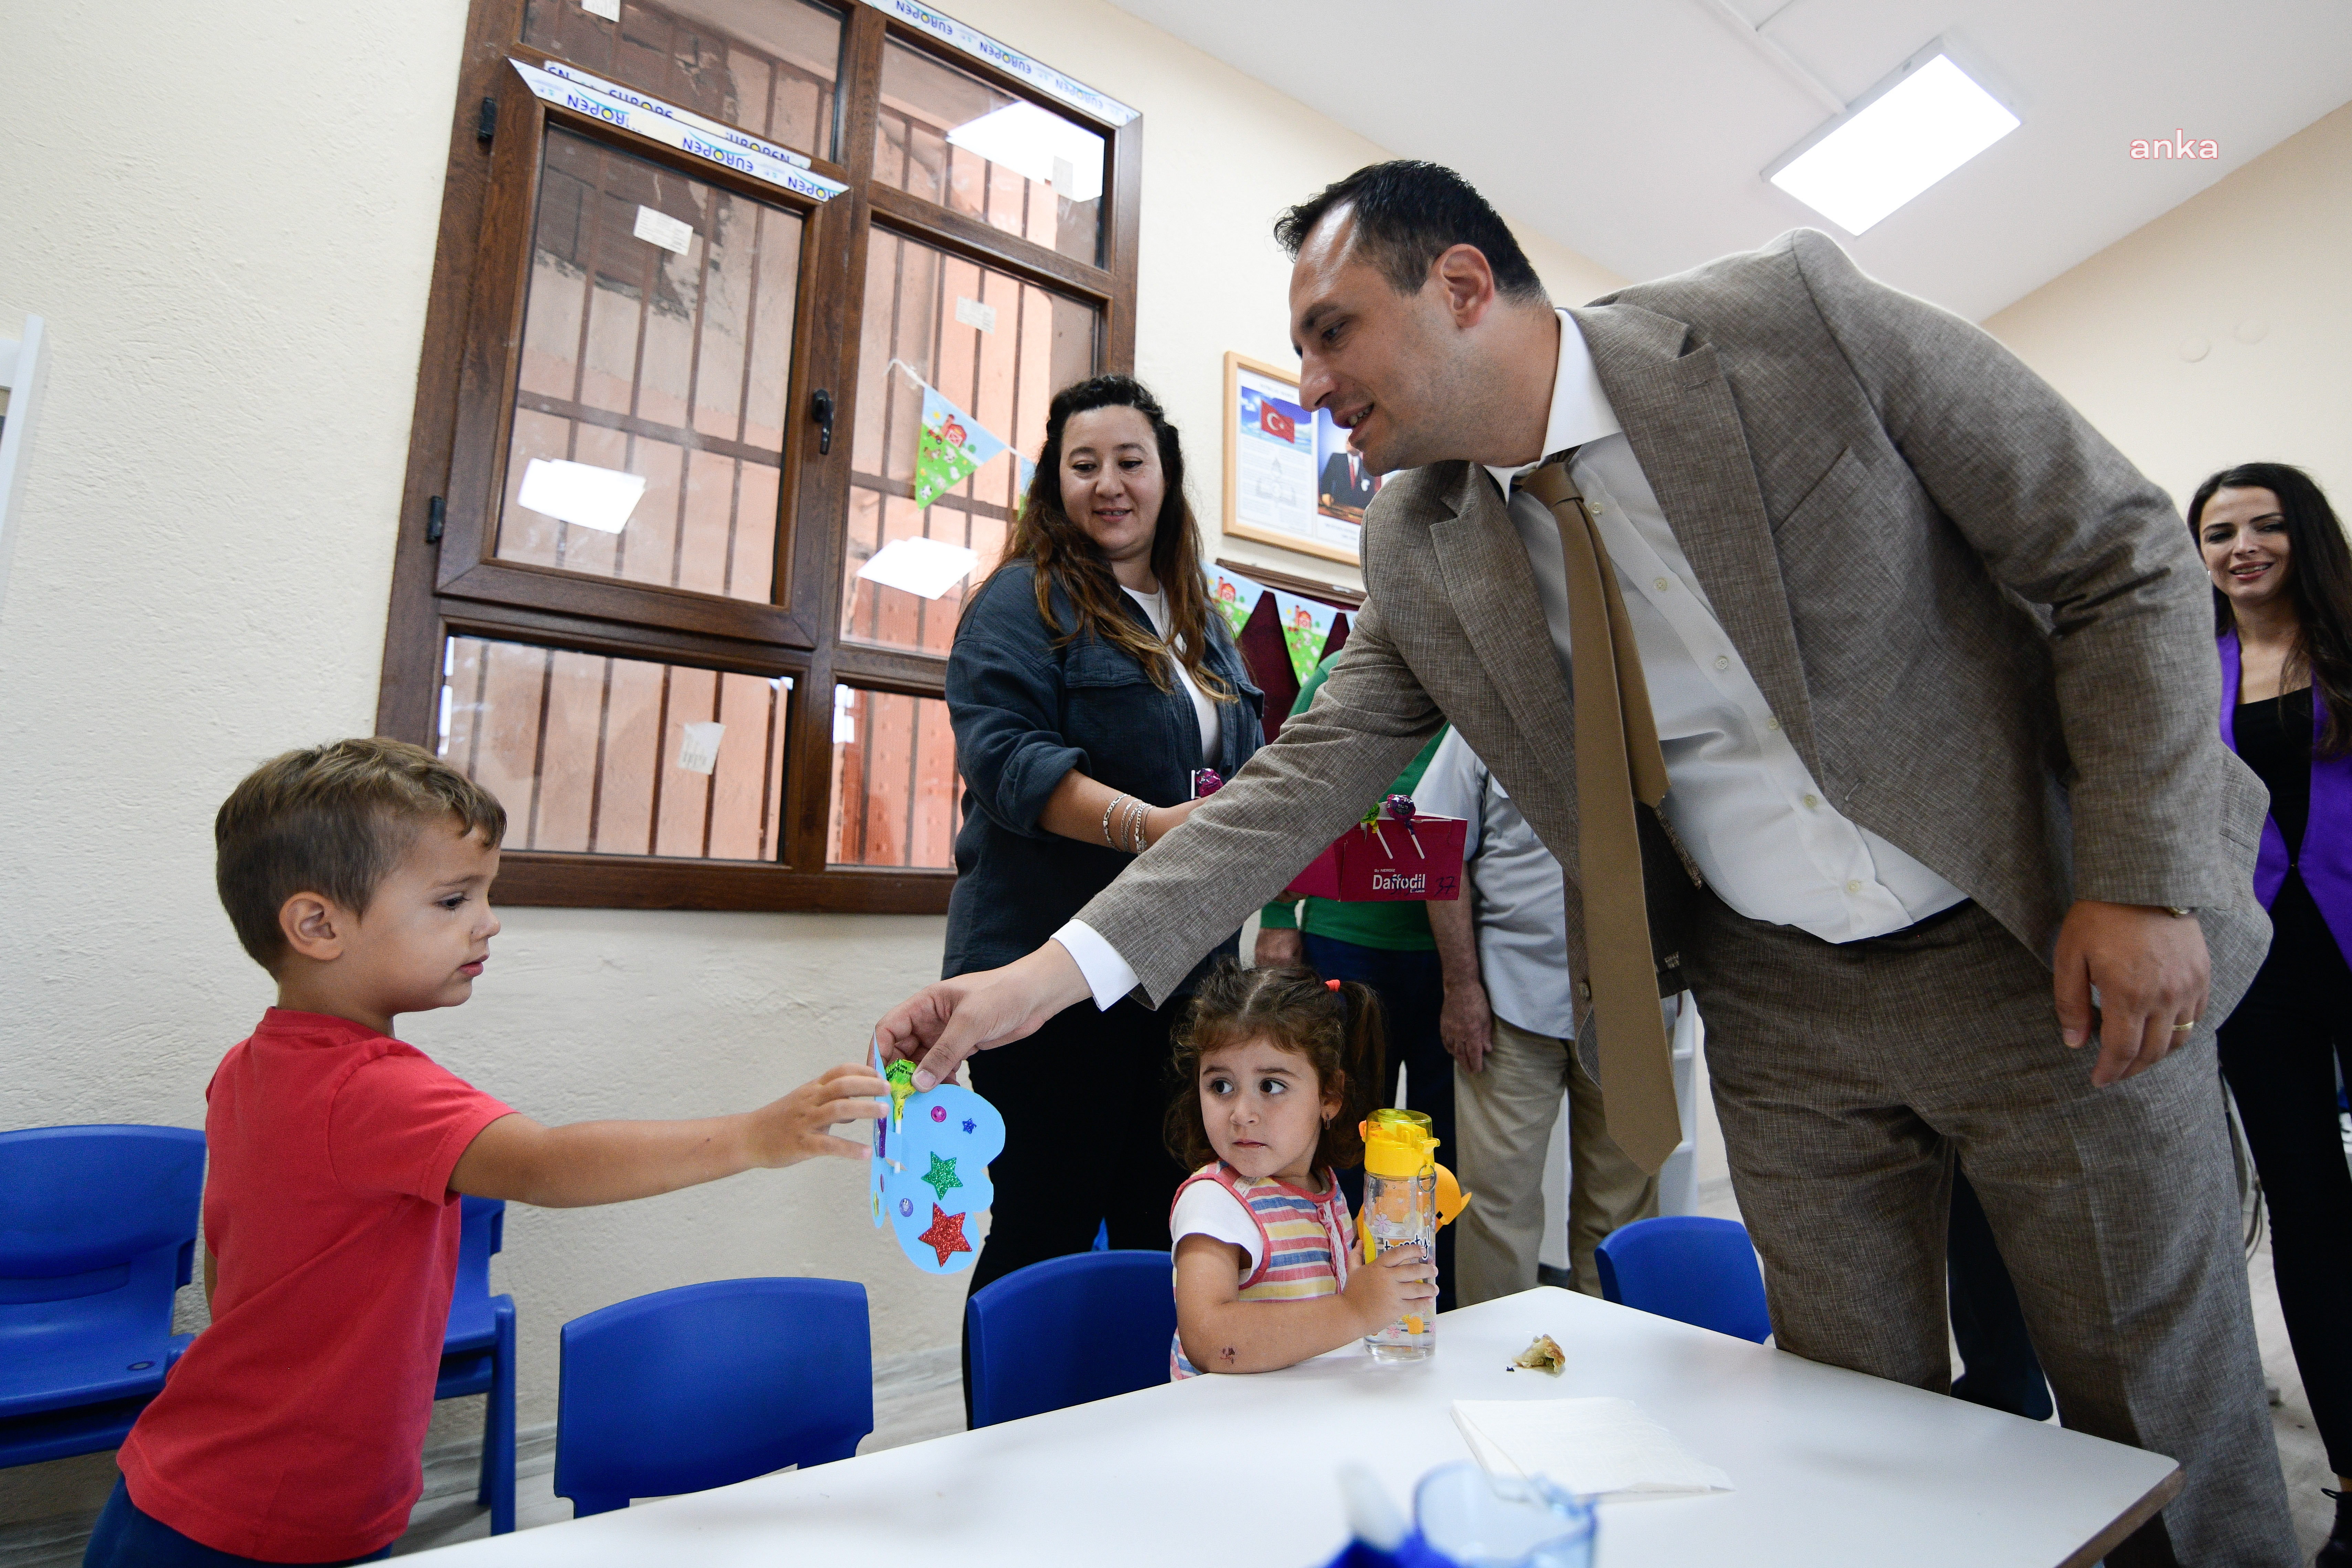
[1256,649,1450,956]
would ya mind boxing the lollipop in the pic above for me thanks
[1382,794,1425,857]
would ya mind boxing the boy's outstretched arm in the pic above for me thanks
[450,1063,886,1209]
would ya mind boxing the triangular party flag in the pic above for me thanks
[913,385,1009,509]
[1014,454,1037,516]
[1209,566,1268,642]
[1271,590,1337,686]
[1238,592,1300,742]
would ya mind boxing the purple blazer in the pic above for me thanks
[2218,630,2352,961]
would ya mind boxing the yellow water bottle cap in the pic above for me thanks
[1360,1109,1438,1178]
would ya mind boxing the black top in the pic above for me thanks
[2235,685,2313,856]
[942,560,1265,984]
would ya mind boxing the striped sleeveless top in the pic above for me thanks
[1169,1162,1353,1379]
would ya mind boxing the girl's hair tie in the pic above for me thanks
[1325,978,1343,991]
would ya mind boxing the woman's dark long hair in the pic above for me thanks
[2188,462,2352,757]
[980,375,1232,701]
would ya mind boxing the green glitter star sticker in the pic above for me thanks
[921,1151,963,1202]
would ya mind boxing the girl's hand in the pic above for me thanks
[745,1063,888,1168]
[1346,1242,1437,1334]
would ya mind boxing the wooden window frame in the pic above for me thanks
[375,0,1142,914]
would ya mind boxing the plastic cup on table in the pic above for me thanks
[1412,1464,1594,1568]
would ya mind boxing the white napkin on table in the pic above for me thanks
[1452,1398,1734,1501]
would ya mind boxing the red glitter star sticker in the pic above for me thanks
[918,1203,971,1267]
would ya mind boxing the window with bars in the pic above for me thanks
[378,0,1139,911]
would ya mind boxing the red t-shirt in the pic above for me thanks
[120,1009,513,1562]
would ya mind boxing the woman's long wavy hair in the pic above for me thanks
[983,375,1233,701]
[2188,462,2352,757]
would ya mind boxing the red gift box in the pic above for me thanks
[1280,814,1466,902]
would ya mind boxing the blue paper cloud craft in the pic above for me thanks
[871,1076,1005,1275]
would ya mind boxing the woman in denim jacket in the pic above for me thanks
[946,375,1264,1316]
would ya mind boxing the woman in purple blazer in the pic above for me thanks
[2193,460,2352,1564]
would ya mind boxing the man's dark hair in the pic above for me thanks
[1273,161,1546,303]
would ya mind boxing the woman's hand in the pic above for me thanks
[1345,1242,1437,1334]
[1037,770,1199,853]
[1143,797,1201,849]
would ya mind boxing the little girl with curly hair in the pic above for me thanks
[1165,964,1435,1376]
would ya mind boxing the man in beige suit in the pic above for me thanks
[879,163,2290,1564]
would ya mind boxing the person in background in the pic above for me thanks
[1413,727,1657,1303]
[1256,649,1454,1306]
[2194,461,2352,1566]
[944,375,1264,1329]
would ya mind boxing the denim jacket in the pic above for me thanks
[944,559,1265,984]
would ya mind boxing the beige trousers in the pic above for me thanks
[1453,1014,1658,1305]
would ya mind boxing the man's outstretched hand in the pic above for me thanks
[874,940,1094,1089]
[2052,900,2211,1088]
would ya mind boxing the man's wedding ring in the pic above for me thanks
[2170,1020,2197,1032]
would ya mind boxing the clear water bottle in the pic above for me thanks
[1360,1109,1445,1363]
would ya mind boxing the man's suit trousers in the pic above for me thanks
[1683,896,2295,1568]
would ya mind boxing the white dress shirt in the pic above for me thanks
[1056,311,1965,1009]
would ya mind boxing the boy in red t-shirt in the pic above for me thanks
[92,738,887,1567]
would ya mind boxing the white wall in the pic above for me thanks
[0,0,1620,1527]
[945,0,1625,597]
[1986,99,2352,511]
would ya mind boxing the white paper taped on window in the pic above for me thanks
[855,536,980,600]
[633,205,694,256]
[676,721,724,775]
[516,458,646,534]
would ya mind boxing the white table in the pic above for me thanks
[413,1288,2176,1567]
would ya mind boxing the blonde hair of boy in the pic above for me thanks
[215,738,506,972]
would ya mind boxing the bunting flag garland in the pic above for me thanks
[1209,566,1268,642]
[1271,590,1337,685]
[912,384,1010,508]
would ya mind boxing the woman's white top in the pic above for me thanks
[1122,585,1222,763]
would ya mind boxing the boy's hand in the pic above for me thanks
[1345,1242,1437,1334]
[744,1063,888,1169]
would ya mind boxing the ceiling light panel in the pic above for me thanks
[1766,48,2020,235]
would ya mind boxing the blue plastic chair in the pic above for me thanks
[554,1278,872,1517]
[1593,1216,1773,1344]
[434,1196,516,1534]
[965,1250,1177,1428]
[0,1125,206,1468]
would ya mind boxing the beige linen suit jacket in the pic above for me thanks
[1076,229,2270,1031]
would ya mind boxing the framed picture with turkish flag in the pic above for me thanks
[1222,351,1362,566]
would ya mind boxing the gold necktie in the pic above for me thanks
[1517,457,1682,1173]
